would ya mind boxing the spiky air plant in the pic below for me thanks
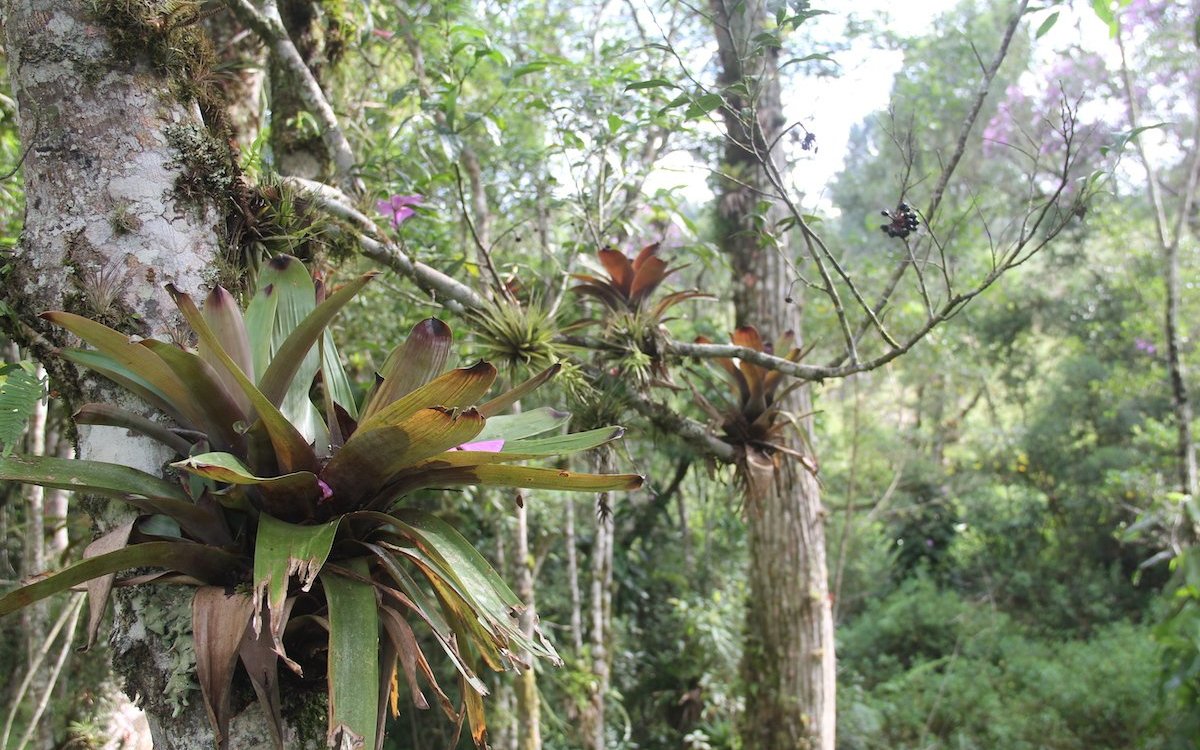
[570,243,710,386]
[467,296,561,378]
[695,326,808,499]
[0,256,641,750]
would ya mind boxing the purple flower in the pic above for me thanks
[317,478,334,503]
[377,194,423,229]
[1134,338,1157,355]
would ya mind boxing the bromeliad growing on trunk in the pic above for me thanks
[0,256,641,750]
[694,326,810,498]
[570,243,710,386]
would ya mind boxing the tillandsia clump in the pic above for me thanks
[0,256,642,750]
[694,326,807,498]
[570,242,710,386]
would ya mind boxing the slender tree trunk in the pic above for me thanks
[43,404,71,561]
[580,449,615,750]
[708,0,836,747]
[3,2,323,747]
[565,496,584,652]
[20,363,52,749]
[1116,17,1200,538]
[514,495,543,750]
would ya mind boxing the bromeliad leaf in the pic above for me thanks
[323,407,485,507]
[193,587,256,750]
[322,559,380,750]
[173,452,326,507]
[357,361,497,433]
[252,514,340,653]
[0,541,243,616]
[0,454,188,502]
[167,284,319,475]
[361,318,454,421]
[472,406,570,443]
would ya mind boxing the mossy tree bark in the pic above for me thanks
[270,0,343,181]
[708,0,836,748]
[2,1,324,747]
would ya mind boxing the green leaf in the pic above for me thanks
[257,269,376,410]
[509,59,556,78]
[141,340,247,450]
[323,407,485,508]
[59,348,179,422]
[244,281,280,382]
[1091,0,1117,36]
[252,514,340,648]
[684,93,725,120]
[74,403,195,456]
[779,53,834,71]
[172,452,325,507]
[0,453,187,501]
[1100,122,1168,157]
[361,319,454,422]
[0,362,44,456]
[43,312,209,430]
[321,329,359,421]
[624,78,678,92]
[473,406,571,443]
[503,426,626,455]
[0,541,242,616]
[322,558,380,750]
[386,463,644,497]
[167,284,318,475]
[479,363,560,417]
[656,93,692,115]
[358,361,497,434]
[1036,11,1060,38]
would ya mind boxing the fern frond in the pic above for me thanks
[0,362,45,456]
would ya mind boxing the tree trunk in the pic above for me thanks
[3,2,323,747]
[579,449,615,750]
[565,496,584,652]
[514,495,543,750]
[270,0,340,181]
[708,0,836,747]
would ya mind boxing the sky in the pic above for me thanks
[643,0,962,207]
[643,0,1113,212]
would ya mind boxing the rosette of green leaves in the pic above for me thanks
[0,256,641,750]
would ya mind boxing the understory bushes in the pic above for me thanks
[837,576,1169,750]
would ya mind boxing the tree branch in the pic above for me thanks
[284,177,485,312]
[223,0,359,191]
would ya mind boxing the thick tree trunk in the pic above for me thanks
[708,0,836,748]
[3,2,323,747]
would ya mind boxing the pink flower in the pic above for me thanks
[453,439,505,452]
[377,194,423,229]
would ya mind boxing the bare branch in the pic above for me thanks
[284,177,485,313]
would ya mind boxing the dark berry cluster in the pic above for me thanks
[880,202,919,239]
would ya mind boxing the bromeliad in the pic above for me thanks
[0,255,641,750]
